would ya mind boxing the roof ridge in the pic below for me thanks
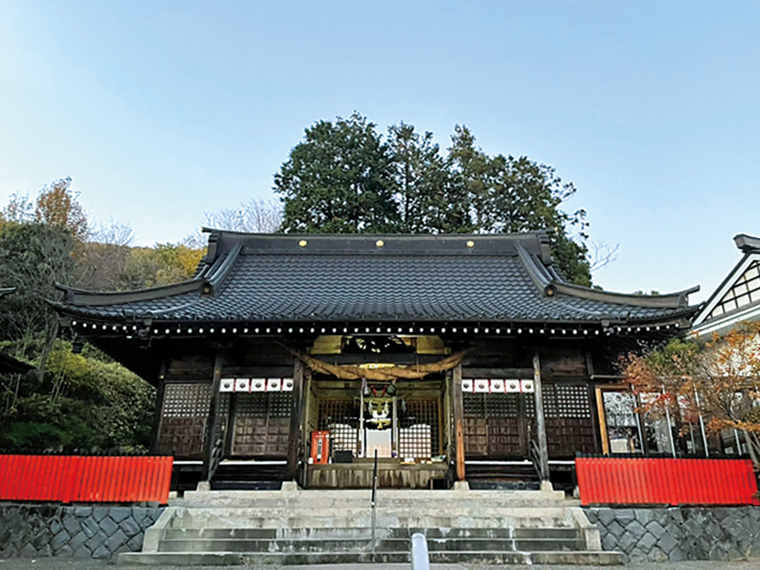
[734,234,760,252]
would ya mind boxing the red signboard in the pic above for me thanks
[576,457,759,506]
[310,431,330,464]
[0,455,173,504]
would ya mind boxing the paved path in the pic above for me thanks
[3,559,760,570]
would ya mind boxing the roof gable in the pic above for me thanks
[692,234,760,335]
[706,259,760,321]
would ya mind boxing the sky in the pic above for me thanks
[1,1,759,304]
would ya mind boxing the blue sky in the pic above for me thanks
[1,1,759,303]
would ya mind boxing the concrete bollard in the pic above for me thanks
[411,532,430,570]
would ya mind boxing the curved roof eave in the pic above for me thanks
[55,242,243,307]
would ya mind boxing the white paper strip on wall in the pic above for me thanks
[490,379,504,393]
[521,379,535,393]
[250,378,266,392]
[474,379,489,393]
[235,378,250,392]
[267,378,282,392]
[282,378,294,391]
[461,379,474,392]
[505,379,521,393]
[220,378,235,392]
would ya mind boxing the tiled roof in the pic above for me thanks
[57,232,697,326]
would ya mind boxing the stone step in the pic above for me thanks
[158,538,376,553]
[173,501,572,512]
[120,551,412,566]
[170,516,573,530]
[406,526,582,539]
[173,506,571,516]
[170,506,572,524]
[163,526,581,540]
[119,549,624,566]
[178,489,569,508]
[157,536,587,554]
[405,537,587,553]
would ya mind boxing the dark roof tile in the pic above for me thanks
[58,232,697,325]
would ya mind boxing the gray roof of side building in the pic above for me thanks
[55,230,699,327]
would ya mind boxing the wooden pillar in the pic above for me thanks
[287,358,305,481]
[201,351,225,482]
[301,369,312,463]
[532,351,551,485]
[452,363,466,481]
[150,360,168,454]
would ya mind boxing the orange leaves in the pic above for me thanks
[34,178,88,241]
[619,323,760,438]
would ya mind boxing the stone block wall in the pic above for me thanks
[585,506,760,562]
[0,504,164,560]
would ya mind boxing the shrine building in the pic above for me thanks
[56,231,699,492]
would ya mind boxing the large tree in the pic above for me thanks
[447,126,590,285]
[276,112,399,233]
[273,114,592,285]
[0,223,75,378]
[386,123,458,233]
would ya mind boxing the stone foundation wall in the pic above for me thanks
[0,504,165,560]
[585,506,760,562]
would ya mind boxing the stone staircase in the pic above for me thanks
[119,485,623,565]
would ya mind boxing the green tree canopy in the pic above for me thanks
[0,179,190,454]
[274,114,592,285]
[276,112,399,233]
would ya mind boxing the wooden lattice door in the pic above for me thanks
[543,383,596,457]
[157,383,212,459]
[464,392,530,458]
[230,392,292,457]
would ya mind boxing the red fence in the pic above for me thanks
[0,455,173,504]
[576,457,759,506]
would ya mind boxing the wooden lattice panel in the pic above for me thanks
[399,399,440,459]
[485,393,521,456]
[318,399,359,453]
[543,383,595,457]
[463,418,488,456]
[463,392,525,458]
[230,392,292,457]
[157,383,212,459]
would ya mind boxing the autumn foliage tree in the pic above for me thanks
[0,178,202,453]
[620,321,760,466]
[34,177,88,240]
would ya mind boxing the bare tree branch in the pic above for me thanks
[589,241,619,273]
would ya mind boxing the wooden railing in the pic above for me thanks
[576,456,759,506]
[0,455,173,504]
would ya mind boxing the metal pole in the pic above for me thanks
[371,449,378,557]
[735,429,743,455]
[633,392,645,453]
[660,386,677,458]
[411,532,430,570]
[694,388,709,458]
[359,378,365,458]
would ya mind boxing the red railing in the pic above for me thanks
[576,456,759,506]
[0,455,173,504]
